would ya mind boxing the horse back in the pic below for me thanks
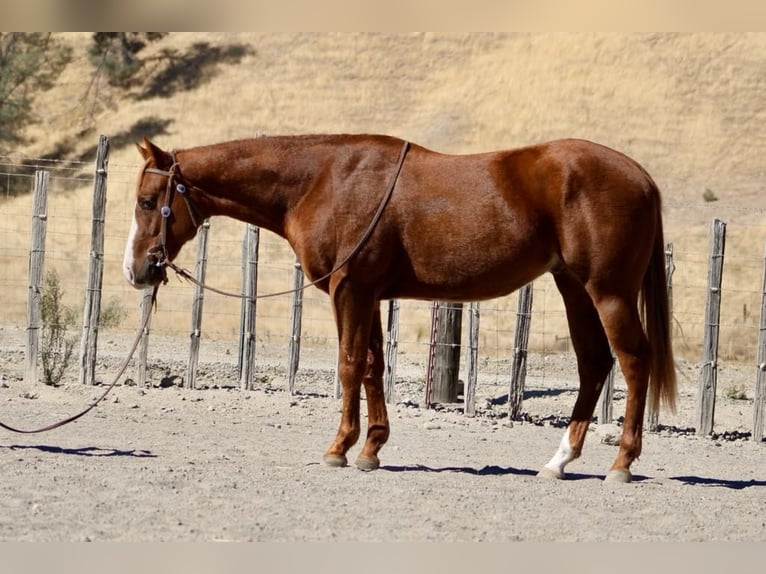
[292,136,660,301]
[362,138,657,299]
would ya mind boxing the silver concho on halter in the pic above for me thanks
[176,183,187,194]
[160,205,171,218]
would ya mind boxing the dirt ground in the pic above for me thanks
[0,326,764,542]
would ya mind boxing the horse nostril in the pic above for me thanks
[123,266,135,285]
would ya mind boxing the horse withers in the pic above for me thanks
[122,134,676,483]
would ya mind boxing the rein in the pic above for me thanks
[0,285,159,434]
[150,140,411,300]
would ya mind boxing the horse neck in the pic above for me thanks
[178,137,331,238]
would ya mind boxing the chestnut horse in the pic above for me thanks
[123,134,676,483]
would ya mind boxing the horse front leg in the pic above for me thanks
[322,282,376,468]
[356,306,390,470]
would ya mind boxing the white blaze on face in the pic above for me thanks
[542,427,576,478]
[122,205,139,286]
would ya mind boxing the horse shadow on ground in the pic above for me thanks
[2,444,156,458]
[381,464,622,481]
[668,476,766,490]
[381,465,765,489]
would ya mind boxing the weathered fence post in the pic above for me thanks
[665,242,675,318]
[425,301,463,405]
[25,170,50,384]
[509,283,533,419]
[598,354,616,424]
[238,228,247,374]
[333,348,341,399]
[697,218,726,436]
[383,299,400,404]
[79,135,109,385]
[187,220,210,389]
[137,287,154,386]
[239,224,259,390]
[753,242,766,443]
[287,257,304,394]
[464,301,480,416]
[424,302,437,406]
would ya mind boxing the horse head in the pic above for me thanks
[122,138,202,288]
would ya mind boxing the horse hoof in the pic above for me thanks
[355,456,380,471]
[323,454,348,467]
[604,469,632,483]
[536,467,564,480]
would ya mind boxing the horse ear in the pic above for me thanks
[136,140,150,159]
[139,137,173,169]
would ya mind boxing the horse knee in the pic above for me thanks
[339,351,367,380]
[364,348,385,379]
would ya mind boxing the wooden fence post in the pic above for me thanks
[186,220,210,389]
[383,299,400,404]
[333,348,341,399]
[464,301,480,416]
[424,301,437,406]
[753,242,766,443]
[79,135,109,385]
[697,218,726,436]
[287,257,304,394]
[25,170,50,384]
[598,354,616,424]
[238,228,247,375]
[425,301,463,405]
[509,283,533,419]
[665,242,676,318]
[239,224,259,390]
[137,287,154,386]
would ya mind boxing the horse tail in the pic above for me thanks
[641,189,677,417]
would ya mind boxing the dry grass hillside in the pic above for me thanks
[2,32,765,366]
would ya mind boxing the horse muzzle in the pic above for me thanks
[124,256,169,289]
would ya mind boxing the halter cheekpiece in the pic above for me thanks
[143,151,203,270]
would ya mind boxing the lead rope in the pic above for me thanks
[0,285,159,434]
[164,140,410,300]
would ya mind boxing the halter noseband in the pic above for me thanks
[143,151,203,270]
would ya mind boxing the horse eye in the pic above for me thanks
[139,197,156,210]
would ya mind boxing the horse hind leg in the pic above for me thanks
[538,271,614,480]
[589,289,650,483]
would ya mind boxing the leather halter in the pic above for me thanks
[143,151,204,270]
